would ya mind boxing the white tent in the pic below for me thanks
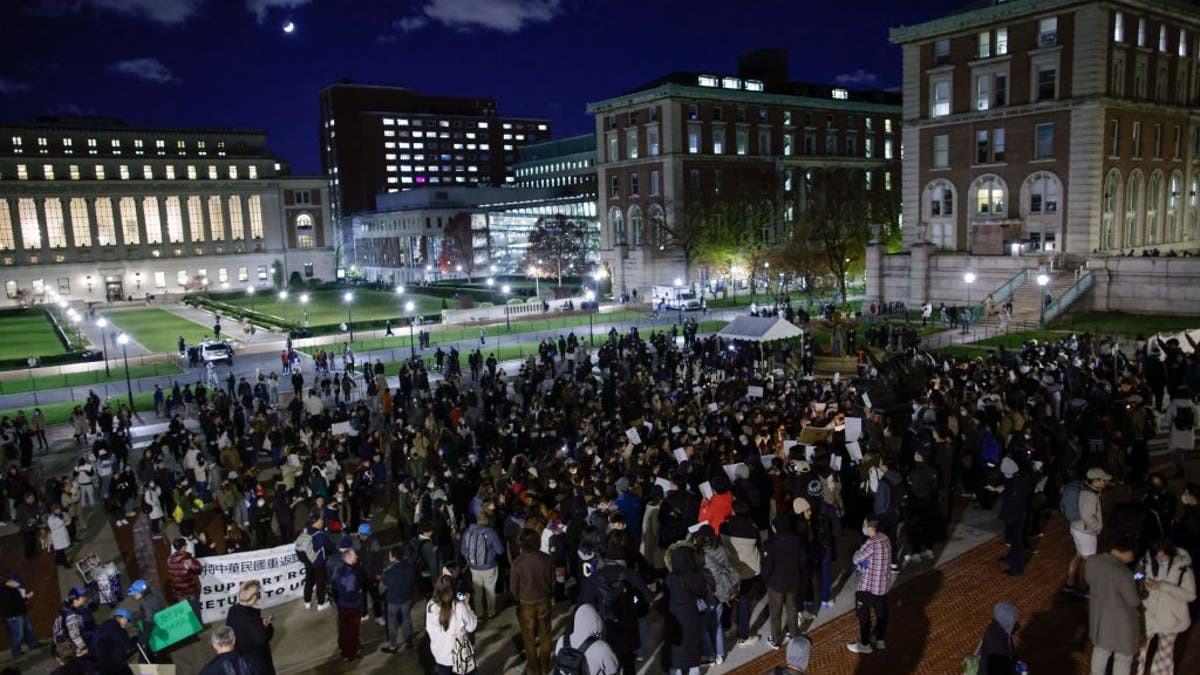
[717,316,804,343]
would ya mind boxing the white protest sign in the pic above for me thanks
[760,454,777,469]
[747,385,764,398]
[722,463,743,481]
[626,427,642,445]
[830,454,843,472]
[803,445,816,461]
[673,448,689,464]
[699,481,714,500]
[198,543,305,624]
[688,521,710,534]
[846,440,863,461]
[655,477,674,494]
[845,417,862,443]
[331,421,351,436]
[782,440,799,453]
[707,402,718,413]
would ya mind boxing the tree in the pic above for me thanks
[440,214,476,280]
[524,214,590,286]
[803,168,874,305]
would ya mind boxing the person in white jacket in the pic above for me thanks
[144,481,164,537]
[1137,541,1196,675]
[1165,388,1198,480]
[47,503,72,568]
[426,574,478,675]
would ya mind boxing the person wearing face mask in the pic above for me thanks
[1136,539,1195,675]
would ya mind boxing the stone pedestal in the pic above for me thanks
[865,243,883,306]
[909,243,930,307]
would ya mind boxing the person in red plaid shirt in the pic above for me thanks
[847,516,892,655]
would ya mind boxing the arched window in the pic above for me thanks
[1188,173,1199,242]
[608,207,625,246]
[1125,170,1143,247]
[1166,171,1183,242]
[1101,169,1121,250]
[924,179,955,218]
[1145,170,1163,244]
[1026,173,1060,214]
[648,204,666,249]
[971,175,1007,218]
[628,205,643,247]
[295,212,315,248]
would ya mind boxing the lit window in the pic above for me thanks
[996,27,1008,55]
[712,129,725,154]
[698,74,719,87]
[228,196,244,239]
[1160,25,1168,52]
[118,196,139,245]
[1035,123,1055,159]
[932,79,951,117]
[1039,17,1058,47]
[143,196,162,244]
[248,165,257,179]
[974,176,1007,216]
[978,30,990,58]
[208,165,218,180]
[69,198,91,246]
[95,164,105,180]
[935,39,950,63]
[745,79,764,92]
[1181,29,1189,57]
[119,165,130,180]
[165,165,175,179]
[16,164,28,180]
[143,165,153,180]
[1138,18,1147,46]
[69,164,80,180]
[43,164,54,180]
[228,166,238,179]
[208,196,225,240]
[831,88,849,100]
[187,165,197,179]
[736,130,747,155]
[1114,11,1125,42]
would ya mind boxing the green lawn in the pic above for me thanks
[0,309,69,360]
[972,330,1066,349]
[0,362,182,396]
[1052,312,1200,337]
[0,391,157,427]
[107,309,212,353]
[216,288,448,326]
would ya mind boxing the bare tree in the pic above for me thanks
[524,214,590,286]
[803,168,874,305]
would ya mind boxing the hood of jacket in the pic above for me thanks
[571,603,605,644]
[664,540,695,573]
[992,602,1019,635]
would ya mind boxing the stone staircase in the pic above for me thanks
[974,272,1077,330]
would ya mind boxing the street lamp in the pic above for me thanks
[590,269,606,346]
[96,317,111,376]
[501,284,512,331]
[278,290,288,325]
[528,265,541,299]
[117,333,133,408]
[299,293,310,326]
[405,300,416,359]
[673,277,684,325]
[1037,273,1050,327]
[962,272,977,334]
[343,291,355,342]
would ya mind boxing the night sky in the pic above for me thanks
[3,0,970,175]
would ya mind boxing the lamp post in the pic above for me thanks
[1037,273,1050,327]
[117,333,133,407]
[673,277,684,325]
[962,272,976,335]
[299,293,309,326]
[501,284,512,331]
[405,300,416,359]
[96,317,111,376]
[343,291,355,342]
[529,265,541,300]
[591,269,605,346]
[278,290,288,325]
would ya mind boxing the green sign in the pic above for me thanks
[149,601,203,652]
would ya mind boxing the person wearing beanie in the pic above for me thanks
[92,608,137,673]
[993,456,1033,576]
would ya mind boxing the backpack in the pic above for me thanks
[550,633,598,675]
[704,550,741,604]
[51,614,68,647]
[464,527,489,568]
[1060,480,1083,522]
[979,431,1001,465]
[594,566,634,624]
[1174,405,1196,431]
[295,530,317,564]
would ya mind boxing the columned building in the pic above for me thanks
[0,117,333,305]
[892,0,1200,257]
[586,50,902,299]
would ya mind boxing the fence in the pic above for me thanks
[920,318,1042,352]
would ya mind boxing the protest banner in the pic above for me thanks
[198,543,306,624]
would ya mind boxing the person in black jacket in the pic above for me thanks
[198,626,257,675]
[662,542,706,674]
[762,513,803,649]
[577,537,651,674]
[993,457,1034,576]
[978,602,1022,674]
[224,581,274,675]
[91,609,137,675]
[380,545,417,653]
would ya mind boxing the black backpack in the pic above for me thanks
[1175,405,1196,431]
[594,566,634,624]
[551,633,598,675]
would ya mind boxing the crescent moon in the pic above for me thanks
[283,21,295,33]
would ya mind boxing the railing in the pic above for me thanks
[1041,271,1094,327]
[966,267,1028,323]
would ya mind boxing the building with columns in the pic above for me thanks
[0,117,334,306]
[871,0,1200,317]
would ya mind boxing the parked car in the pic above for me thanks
[199,339,234,363]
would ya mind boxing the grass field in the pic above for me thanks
[0,362,182,396]
[217,288,449,326]
[107,309,212,353]
[0,391,157,426]
[0,309,69,360]
[972,330,1064,349]
[1052,312,1200,336]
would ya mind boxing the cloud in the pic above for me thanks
[91,0,205,24]
[110,57,178,84]
[394,0,564,35]
[46,102,96,116]
[245,0,312,22]
[0,78,32,94]
[835,69,879,87]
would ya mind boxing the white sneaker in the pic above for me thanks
[714,655,724,665]
[846,641,874,654]
[305,602,312,610]
[735,636,759,648]
[317,603,330,611]
[360,615,369,622]
[376,617,386,626]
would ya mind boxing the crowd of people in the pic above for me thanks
[1,306,1199,675]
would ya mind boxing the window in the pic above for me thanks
[1114,12,1125,42]
[1159,25,1168,52]
[689,169,700,191]
[154,271,166,289]
[1146,171,1163,243]
[935,39,950,64]
[976,74,991,110]
[1135,58,1148,98]
[142,196,162,244]
[1039,17,1058,47]
[119,165,130,180]
[977,130,990,164]
[933,135,949,168]
[825,133,837,155]
[187,196,205,241]
[228,165,238,180]
[629,172,639,196]
[178,270,189,287]
[610,174,619,198]
[44,198,66,248]
[1180,29,1189,57]
[688,126,700,154]
[69,198,91,247]
[1102,169,1120,249]
[648,127,660,156]
[187,165,197,180]
[248,165,258,179]
[1035,123,1055,159]
[165,165,175,180]
[1110,55,1125,95]
[16,199,40,249]
[208,165,218,180]
[1174,126,1182,159]
[237,267,248,282]
[1138,18,1147,46]
[1189,173,1199,241]
[1028,173,1060,214]
[846,133,858,157]
[607,135,618,162]
[978,30,990,58]
[758,130,770,155]
[16,165,27,180]
[248,195,263,238]
[864,137,873,158]
[42,164,54,180]
[866,171,873,191]
[1166,172,1182,241]
[629,206,643,247]
[208,195,225,240]
[165,196,184,242]
[1109,119,1120,156]
[783,133,794,156]
[650,170,661,196]
[228,196,244,239]
[0,200,12,251]
[609,208,625,245]
[932,79,951,117]
[1156,63,1168,101]
[927,180,955,217]
[1134,121,1144,157]
[304,263,314,278]
[735,129,748,154]
[1154,123,1163,159]
[118,197,139,245]
[885,171,893,191]
[804,129,815,154]
[993,129,1006,162]
[884,138,894,160]
[974,176,1007,216]
[1036,65,1057,100]
[95,198,116,246]
[712,129,725,154]
[95,164,105,180]
[295,213,315,248]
